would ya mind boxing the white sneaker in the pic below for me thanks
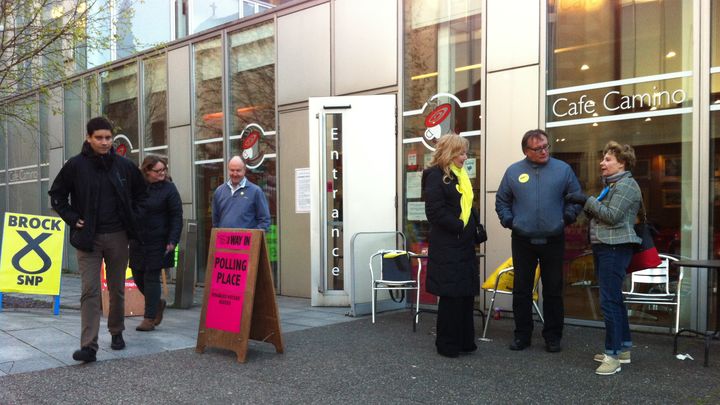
[594,351,630,364]
[595,355,621,375]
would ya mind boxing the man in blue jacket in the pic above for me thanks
[495,129,582,353]
[212,156,271,231]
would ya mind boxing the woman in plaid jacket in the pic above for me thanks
[566,141,642,376]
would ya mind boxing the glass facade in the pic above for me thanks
[547,0,693,328]
[402,0,482,304]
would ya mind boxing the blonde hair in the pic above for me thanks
[428,133,469,181]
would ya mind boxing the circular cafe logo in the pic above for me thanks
[240,124,265,167]
[423,103,452,150]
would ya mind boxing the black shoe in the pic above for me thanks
[509,339,530,351]
[72,347,97,362]
[437,349,459,358]
[460,343,478,353]
[111,333,125,350]
[545,341,562,353]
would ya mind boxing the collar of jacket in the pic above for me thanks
[81,141,117,171]
[602,170,631,185]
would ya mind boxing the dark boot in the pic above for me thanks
[136,318,155,331]
[154,299,166,326]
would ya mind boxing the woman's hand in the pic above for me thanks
[565,192,588,205]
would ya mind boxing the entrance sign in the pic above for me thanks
[196,228,283,362]
[0,212,65,314]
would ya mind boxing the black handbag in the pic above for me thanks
[472,209,488,244]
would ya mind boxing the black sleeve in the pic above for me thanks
[423,168,463,234]
[48,161,81,227]
[166,183,184,245]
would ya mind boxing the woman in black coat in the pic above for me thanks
[129,155,183,331]
[422,133,481,358]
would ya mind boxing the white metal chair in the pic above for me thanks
[369,249,423,331]
[481,266,544,340]
[623,254,682,333]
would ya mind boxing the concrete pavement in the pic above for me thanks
[1,274,719,403]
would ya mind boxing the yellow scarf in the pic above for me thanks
[451,164,473,227]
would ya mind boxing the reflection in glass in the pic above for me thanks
[143,55,168,148]
[194,37,223,146]
[547,0,693,328]
[64,80,84,158]
[324,113,343,290]
[101,64,139,164]
[403,1,481,138]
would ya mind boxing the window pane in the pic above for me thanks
[117,1,172,57]
[401,1,482,302]
[101,64,139,164]
[709,0,720,332]
[195,162,224,283]
[64,80,85,158]
[227,23,278,279]
[547,0,693,327]
[143,55,168,148]
[194,37,223,151]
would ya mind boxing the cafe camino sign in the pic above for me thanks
[546,71,692,127]
[551,88,687,118]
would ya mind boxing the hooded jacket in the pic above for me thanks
[48,142,147,252]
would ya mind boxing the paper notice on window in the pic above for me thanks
[406,172,422,199]
[464,158,477,179]
[295,168,310,213]
[407,201,427,221]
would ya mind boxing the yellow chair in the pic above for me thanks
[481,258,543,340]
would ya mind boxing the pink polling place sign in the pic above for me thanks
[216,231,253,250]
[196,228,284,362]
[205,251,250,333]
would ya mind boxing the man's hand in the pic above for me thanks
[565,192,588,205]
[76,219,85,229]
[501,216,513,229]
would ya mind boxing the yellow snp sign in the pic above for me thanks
[0,212,65,295]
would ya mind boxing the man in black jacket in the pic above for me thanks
[49,117,147,363]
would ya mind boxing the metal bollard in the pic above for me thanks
[172,219,197,309]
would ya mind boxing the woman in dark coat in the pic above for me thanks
[129,155,183,331]
[422,133,481,357]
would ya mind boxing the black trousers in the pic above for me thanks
[130,267,162,319]
[511,235,565,344]
[436,295,476,355]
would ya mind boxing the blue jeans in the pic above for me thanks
[592,243,633,356]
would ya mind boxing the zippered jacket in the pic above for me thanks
[495,157,581,238]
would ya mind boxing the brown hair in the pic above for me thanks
[140,155,169,180]
[428,133,469,182]
[603,141,636,171]
[521,129,549,151]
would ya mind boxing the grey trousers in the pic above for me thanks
[77,231,128,351]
